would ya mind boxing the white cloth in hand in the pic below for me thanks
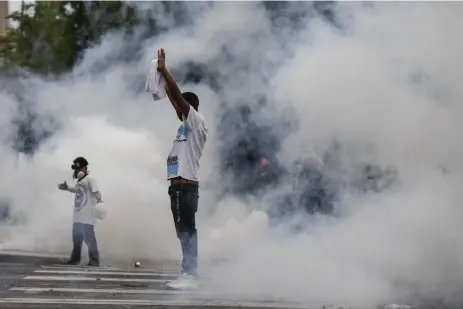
[144,58,166,101]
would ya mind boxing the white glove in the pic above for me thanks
[95,202,107,220]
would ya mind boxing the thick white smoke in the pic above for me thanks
[1,1,463,307]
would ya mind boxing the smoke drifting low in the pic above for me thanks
[1,1,463,307]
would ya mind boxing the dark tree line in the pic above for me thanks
[0,1,155,154]
[0,1,140,75]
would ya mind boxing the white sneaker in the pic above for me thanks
[166,273,199,290]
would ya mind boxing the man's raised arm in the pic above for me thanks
[157,48,191,118]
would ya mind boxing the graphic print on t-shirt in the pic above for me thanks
[166,109,208,181]
[174,124,188,142]
[167,155,179,178]
[74,185,88,211]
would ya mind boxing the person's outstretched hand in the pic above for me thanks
[157,48,165,71]
[58,181,68,191]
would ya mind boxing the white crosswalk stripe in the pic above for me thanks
[10,287,197,295]
[33,269,177,277]
[0,264,308,308]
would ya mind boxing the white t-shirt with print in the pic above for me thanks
[73,176,100,225]
[167,108,208,181]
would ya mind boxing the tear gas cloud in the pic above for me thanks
[0,1,463,306]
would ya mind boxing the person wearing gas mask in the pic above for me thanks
[58,157,104,267]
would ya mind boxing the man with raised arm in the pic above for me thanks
[156,48,208,290]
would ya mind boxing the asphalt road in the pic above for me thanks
[0,258,320,309]
[0,251,430,309]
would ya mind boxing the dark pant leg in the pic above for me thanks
[180,226,198,276]
[169,184,199,276]
[70,223,83,262]
[82,224,100,265]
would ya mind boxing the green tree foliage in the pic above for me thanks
[64,1,139,59]
[0,1,139,75]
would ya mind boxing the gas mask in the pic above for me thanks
[72,162,86,180]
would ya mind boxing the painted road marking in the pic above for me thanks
[0,297,311,308]
[0,251,65,258]
[23,275,169,283]
[33,269,177,277]
[9,287,292,303]
[42,264,117,270]
[41,264,177,273]
[10,287,199,295]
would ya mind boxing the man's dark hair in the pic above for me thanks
[72,156,88,169]
[182,92,199,111]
